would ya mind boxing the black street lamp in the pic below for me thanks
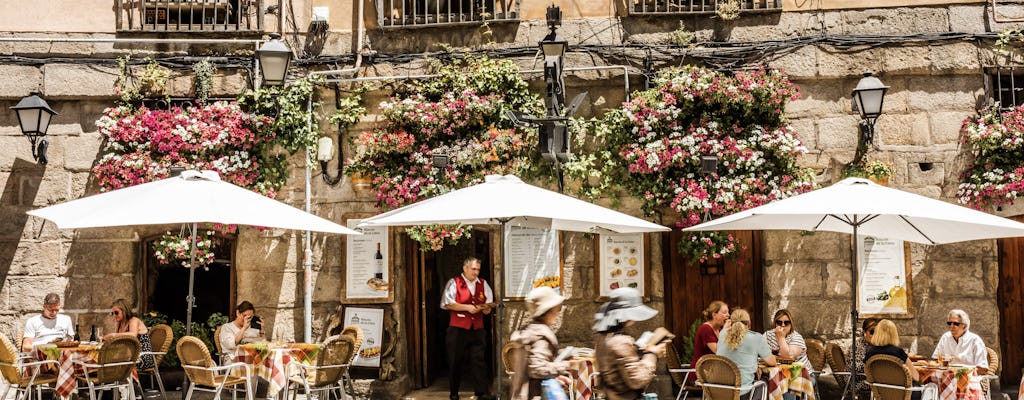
[11,91,56,165]
[256,33,293,86]
[540,5,567,117]
[851,71,888,166]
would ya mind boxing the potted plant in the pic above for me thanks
[846,160,894,186]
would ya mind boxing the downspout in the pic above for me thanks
[302,0,366,343]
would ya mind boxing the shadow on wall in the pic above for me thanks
[0,159,45,312]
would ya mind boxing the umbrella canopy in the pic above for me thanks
[360,174,669,233]
[684,177,1024,399]
[27,170,359,337]
[685,177,1024,244]
[28,170,358,234]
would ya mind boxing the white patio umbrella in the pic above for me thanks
[27,169,360,336]
[359,174,668,399]
[684,177,1024,398]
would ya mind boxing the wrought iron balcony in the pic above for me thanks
[376,0,519,28]
[116,0,265,32]
[629,0,782,15]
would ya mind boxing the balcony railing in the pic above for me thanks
[376,0,519,28]
[116,0,265,32]
[629,0,782,15]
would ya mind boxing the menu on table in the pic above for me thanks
[857,235,912,317]
[504,226,561,298]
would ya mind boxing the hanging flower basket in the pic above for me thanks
[152,230,220,268]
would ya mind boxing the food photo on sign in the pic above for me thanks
[343,307,385,367]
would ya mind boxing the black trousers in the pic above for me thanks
[446,326,490,396]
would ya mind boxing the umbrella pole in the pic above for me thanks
[494,221,507,400]
[850,223,860,400]
[183,222,198,400]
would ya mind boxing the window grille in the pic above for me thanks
[376,0,519,28]
[984,66,1024,110]
[117,0,264,32]
[629,0,781,15]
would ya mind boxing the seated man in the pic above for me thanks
[932,309,988,374]
[23,293,74,352]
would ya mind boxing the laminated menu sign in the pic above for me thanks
[857,235,913,318]
[598,233,645,297]
[343,307,384,367]
[504,226,561,298]
[344,219,391,302]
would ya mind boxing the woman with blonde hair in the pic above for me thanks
[692,301,729,364]
[715,309,776,399]
[865,320,919,381]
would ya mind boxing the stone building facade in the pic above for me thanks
[1,0,1022,398]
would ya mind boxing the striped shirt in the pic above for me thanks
[763,330,813,373]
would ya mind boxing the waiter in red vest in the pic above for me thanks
[441,257,496,400]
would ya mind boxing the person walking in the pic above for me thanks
[593,287,666,400]
[441,257,495,400]
[509,286,571,400]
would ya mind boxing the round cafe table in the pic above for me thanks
[33,343,100,399]
[913,365,984,400]
[761,363,815,400]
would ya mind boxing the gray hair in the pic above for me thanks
[43,293,61,306]
[948,309,970,328]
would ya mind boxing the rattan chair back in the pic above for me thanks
[309,336,354,387]
[666,343,688,386]
[148,324,173,367]
[96,335,141,384]
[826,342,850,387]
[176,336,217,387]
[805,338,826,372]
[986,347,1000,375]
[212,325,224,355]
[0,334,23,384]
[695,354,742,400]
[864,355,912,400]
[501,341,522,376]
[339,326,363,363]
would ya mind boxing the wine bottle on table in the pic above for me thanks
[73,325,81,341]
[88,325,97,342]
[374,242,384,279]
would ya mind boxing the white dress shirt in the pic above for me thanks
[440,274,494,309]
[931,330,988,368]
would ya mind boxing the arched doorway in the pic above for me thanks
[140,233,236,325]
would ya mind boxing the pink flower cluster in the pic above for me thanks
[959,106,1024,209]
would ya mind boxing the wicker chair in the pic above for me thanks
[981,347,1000,400]
[138,324,173,400]
[177,335,253,400]
[863,355,937,400]
[212,325,232,365]
[0,333,57,400]
[338,325,363,397]
[666,344,698,400]
[501,341,521,377]
[804,339,825,399]
[695,354,766,400]
[825,342,854,400]
[289,335,357,400]
[75,335,142,400]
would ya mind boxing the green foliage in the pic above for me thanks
[844,160,893,180]
[114,57,171,108]
[669,21,695,47]
[192,59,216,104]
[716,0,740,20]
[329,90,367,130]
[237,75,326,165]
[680,318,703,365]
[140,310,228,367]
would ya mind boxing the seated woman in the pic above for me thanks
[716,309,776,400]
[763,309,813,400]
[866,319,921,400]
[848,318,880,395]
[219,300,264,353]
[693,301,729,364]
[103,298,154,370]
[931,309,988,373]
[509,287,572,400]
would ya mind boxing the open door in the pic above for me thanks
[998,220,1024,386]
[405,229,494,389]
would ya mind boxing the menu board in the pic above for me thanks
[857,235,913,318]
[596,233,646,298]
[343,307,385,367]
[503,226,561,299]
[342,218,392,303]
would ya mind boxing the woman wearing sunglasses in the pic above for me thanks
[847,318,880,396]
[931,309,988,373]
[103,298,155,370]
[764,309,813,398]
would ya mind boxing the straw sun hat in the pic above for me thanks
[593,287,658,331]
[526,286,565,319]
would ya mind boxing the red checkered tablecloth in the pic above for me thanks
[35,344,100,399]
[764,364,815,400]
[568,357,595,400]
[234,343,320,396]
[915,366,984,400]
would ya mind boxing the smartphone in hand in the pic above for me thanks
[250,315,263,329]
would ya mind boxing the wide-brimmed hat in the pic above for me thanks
[593,287,658,331]
[526,286,565,318]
